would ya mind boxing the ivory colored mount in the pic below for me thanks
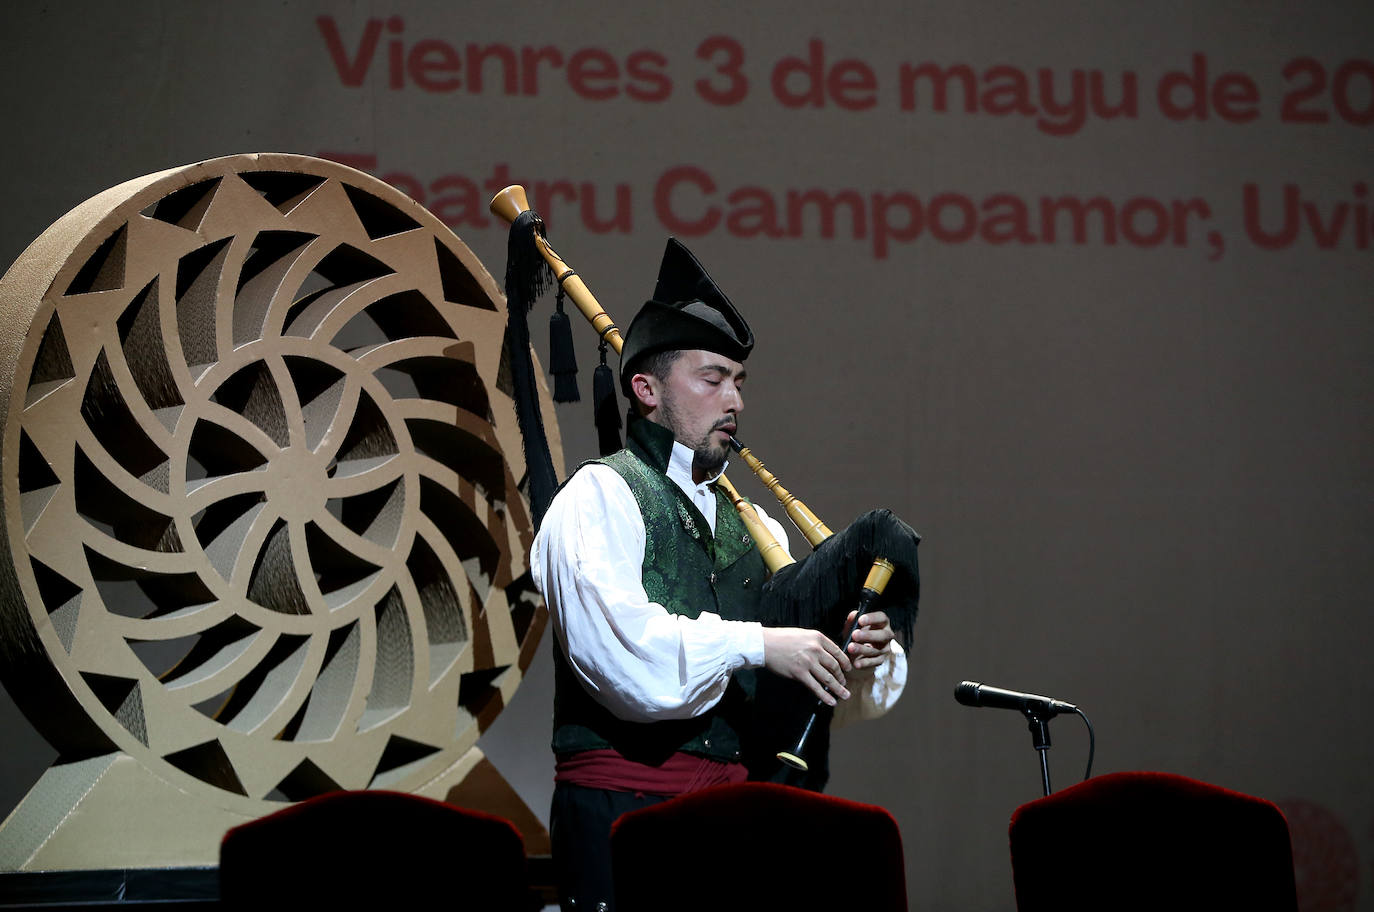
[0,154,558,867]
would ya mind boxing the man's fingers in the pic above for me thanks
[846,608,894,672]
[809,678,838,705]
[761,627,856,702]
[849,626,893,657]
[811,667,849,703]
[808,637,850,702]
[817,649,848,690]
[825,636,853,672]
[820,652,845,680]
[850,629,893,648]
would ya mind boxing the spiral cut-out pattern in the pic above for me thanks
[0,155,549,808]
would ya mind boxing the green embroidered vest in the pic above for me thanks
[551,418,767,764]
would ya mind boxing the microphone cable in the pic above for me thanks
[1071,706,1095,782]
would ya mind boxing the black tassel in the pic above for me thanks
[549,287,580,403]
[502,210,559,529]
[506,210,552,307]
[593,339,623,455]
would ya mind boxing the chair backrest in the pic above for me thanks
[610,782,906,912]
[219,789,529,908]
[1009,771,1298,912]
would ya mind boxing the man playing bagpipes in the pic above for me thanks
[495,192,920,912]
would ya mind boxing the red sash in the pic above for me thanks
[555,749,748,797]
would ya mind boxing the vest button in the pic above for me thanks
[703,738,712,748]
[709,571,717,585]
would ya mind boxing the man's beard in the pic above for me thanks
[691,435,730,477]
[659,394,732,476]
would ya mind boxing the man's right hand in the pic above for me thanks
[761,628,852,705]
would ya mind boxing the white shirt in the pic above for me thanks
[531,441,905,727]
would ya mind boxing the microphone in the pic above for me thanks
[954,681,1078,717]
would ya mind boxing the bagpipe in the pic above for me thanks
[491,185,919,775]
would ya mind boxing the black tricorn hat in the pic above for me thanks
[620,238,754,392]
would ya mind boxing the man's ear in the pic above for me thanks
[630,372,659,409]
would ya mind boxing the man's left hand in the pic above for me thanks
[844,610,895,671]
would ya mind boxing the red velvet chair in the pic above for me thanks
[219,789,532,909]
[1009,771,1298,912]
[610,782,906,911]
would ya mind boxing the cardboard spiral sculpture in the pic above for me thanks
[0,153,557,867]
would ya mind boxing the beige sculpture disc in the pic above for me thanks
[0,153,555,845]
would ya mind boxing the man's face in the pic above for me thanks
[641,349,746,478]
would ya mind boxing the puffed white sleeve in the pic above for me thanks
[833,639,907,727]
[532,464,767,723]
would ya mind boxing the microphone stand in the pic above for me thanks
[1024,710,1053,796]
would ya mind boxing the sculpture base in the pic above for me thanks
[0,746,548,871]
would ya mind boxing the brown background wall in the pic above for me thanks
[2,2,1371,908]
